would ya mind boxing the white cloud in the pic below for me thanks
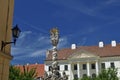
[11,46,34,57]
[79,37,87,46]
[37,36,50,44]
[58,37,68,48]
[30,49,46,57]
[11,29,69,64]
[47,0,120,19]
[19,31,32,39]
[38,36,46,41]
[11,31,50,60]
[81,27,98,35]
[47,0,97,16]
[104,0,119,5]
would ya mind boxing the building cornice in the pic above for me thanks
[0,51,13,60]
[100,56,120,61]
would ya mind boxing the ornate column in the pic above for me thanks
[50,28,60,80]
[44,28,68,80]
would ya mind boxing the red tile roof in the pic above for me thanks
[15,64,44,78]
[46,44,120,60]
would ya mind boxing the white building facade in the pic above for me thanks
[45,41,120,80]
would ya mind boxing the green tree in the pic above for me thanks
[79,68,119,80]
[21,65,37,80]
[9,65,37,80]
[98,68,119,80]
[9,65,21,80]
[80,76,92,80]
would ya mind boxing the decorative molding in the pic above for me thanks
[0,51,13,60]
[68,49,98,59]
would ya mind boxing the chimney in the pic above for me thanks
[111,40,116,47]
[71,44,76,49]
[99,41,104,48]
[35,62,38,65]
[17,64,19,66]
[26,63,29,66]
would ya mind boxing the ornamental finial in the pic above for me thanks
[50,27,59,35]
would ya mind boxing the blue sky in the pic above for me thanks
[11,0,120,65]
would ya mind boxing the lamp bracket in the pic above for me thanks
[1,39,16,51]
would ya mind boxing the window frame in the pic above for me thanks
[57,65,60,70]
[74,64,77,70]
[64,65,68,71]
[83,64,87,70]
[49,66,52,71]
[111,62,115,68]
[101,63,105,69]
[74,74,78,79]
[91,63,96,69]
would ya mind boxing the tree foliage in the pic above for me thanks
[9,65,37,80]
[76,68,119,80]
[21,65,37,80]
[9,65,21,80]
[98,68,119,80]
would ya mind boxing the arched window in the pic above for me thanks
[83,74,87,77]
[74,74,78,79]
[92,73,96,78]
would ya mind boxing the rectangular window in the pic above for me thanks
[83,64,86,70]
[101,63,105,69]
[64,65,68,71]
[74,64,77,70]
[91,63,96,69]
[111,62,115,68]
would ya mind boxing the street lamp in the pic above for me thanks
[1,24,21,51]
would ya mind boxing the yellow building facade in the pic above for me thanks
[0,0,14,80]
